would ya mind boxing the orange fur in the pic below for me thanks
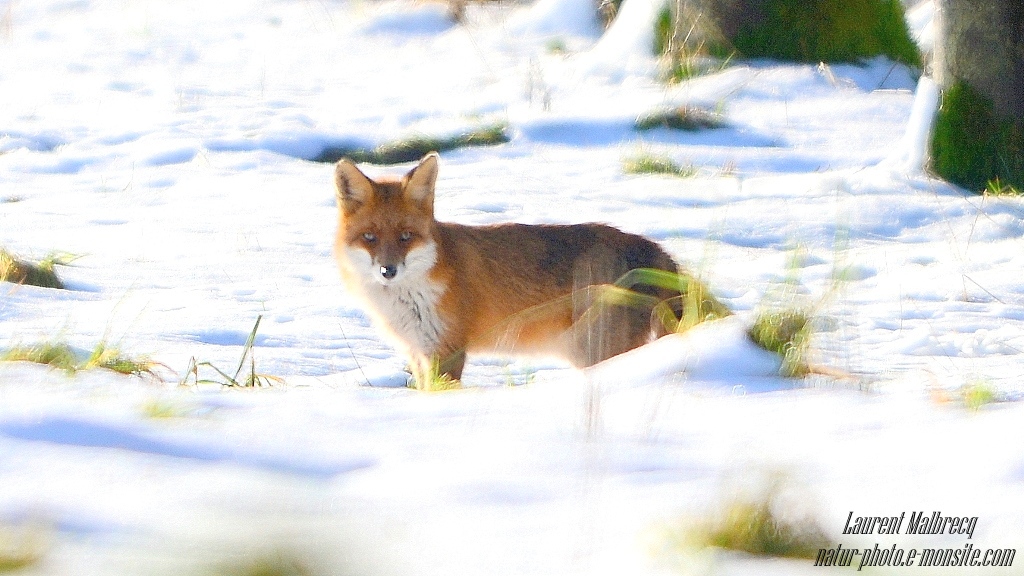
[333,153,682,386]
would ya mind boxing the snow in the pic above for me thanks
[0,0,1022,574]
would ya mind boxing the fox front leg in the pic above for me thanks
[409,349,466,390]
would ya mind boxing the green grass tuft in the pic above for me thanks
[959,380,999,411]
[986,178,1022,196]
[663,473,829,561]
[733,0,921,65]
[932,79,1024,193]
[0,249,65,289]
[622,153,697,178]
[749,308,812,377]
[1,342,80,374]
[84,342,161,378]
[545,37,567,54]
[2,339,161,379]
[313,123,509,165]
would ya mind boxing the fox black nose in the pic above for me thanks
[380,265,398,280]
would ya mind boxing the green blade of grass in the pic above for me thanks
[233,315,263,383]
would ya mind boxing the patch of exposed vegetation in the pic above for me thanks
[0,524,46,574]
[986,178,1021,197]
[635,105,725,132]
[0,249,66,289]
[313,124,509,165]
[749,308,812,377]
[84,342,162,378]
[180,315,283,388]
[622,153,697,177]
[216,553,313,576]
[660,473,829,562]
[2,341,80,374]
[933,79,1024,193]
[732,0,921,65]
[958,380,999,411]
[1,340,160,378]
[654,4,735,82]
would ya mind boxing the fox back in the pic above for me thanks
[333,153,702,386]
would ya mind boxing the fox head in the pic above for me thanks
[334,153,439,286]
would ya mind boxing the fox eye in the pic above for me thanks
[362,232,377,243]
[399,231,412,242]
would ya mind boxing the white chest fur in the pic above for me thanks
[342,243,447,355]
[362,278,446,354]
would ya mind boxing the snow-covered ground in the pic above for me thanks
[1,0,1022,574]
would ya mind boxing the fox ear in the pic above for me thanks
[403,152,439,208]
[335,159,374,212]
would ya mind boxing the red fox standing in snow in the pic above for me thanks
[332,153,723,387]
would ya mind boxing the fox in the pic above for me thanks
[332,152,728,387]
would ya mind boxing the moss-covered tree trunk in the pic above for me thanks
[661,0,919,65]
[932,0,1024,192]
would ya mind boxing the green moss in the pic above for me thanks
[932,79,1024,193]
[733,0,920,65]
[314,124,509,165]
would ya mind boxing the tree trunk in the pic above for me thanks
[932,0,1024,192]
[939,0,1023,121]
